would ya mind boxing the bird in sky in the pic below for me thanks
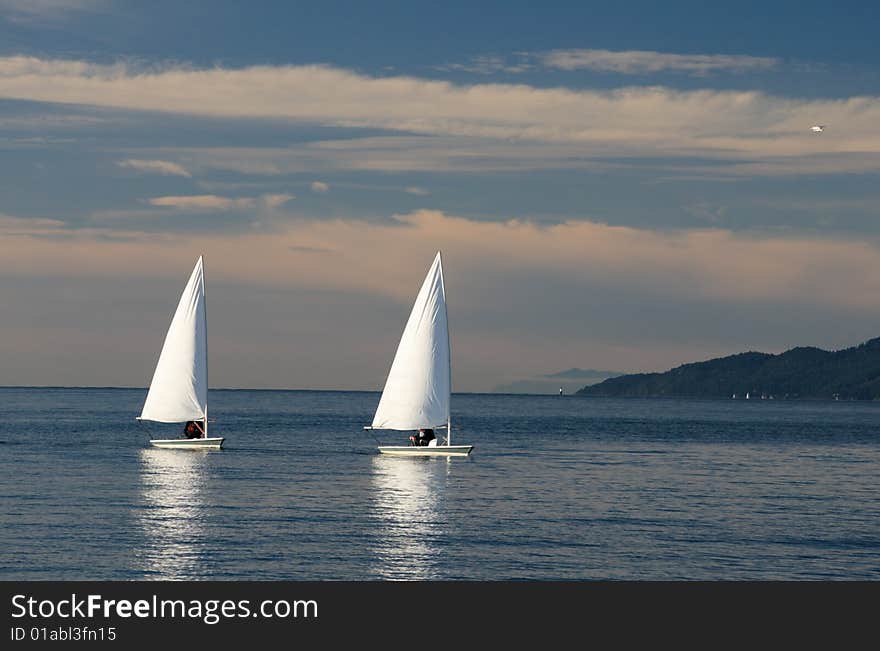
[811,125,825,133]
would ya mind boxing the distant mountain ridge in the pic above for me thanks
[494,367,622,394]
[577,337,880,400]
[542,368,623,380]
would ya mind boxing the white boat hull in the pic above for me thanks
[378,444,473,457]
[150,437,224,450]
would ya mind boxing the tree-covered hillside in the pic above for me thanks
[577,338,880,399]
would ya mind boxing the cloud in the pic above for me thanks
[440,49,776,77]
[0,0,104,23]
[148,195,255,211]
[539,49,780,75]
[435,55,533,75]
[190,158,283,176]
[5,209,880,389]
[0,135,77,149]
[148,134,880,182]
[263,193,294,208]
[404,186,429,196]
[0,212,66,235]
[117,159,192,177]
[310,181,329,193]
[151,139,575,176]
[0,212,152,242]
[684,201,728,225]
[146,193,292,212]
[0,114,106,129]
[1,56,877,172]
[5,208,880,311]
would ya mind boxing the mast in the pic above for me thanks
[440,251,451,446]
[203,255,208,439]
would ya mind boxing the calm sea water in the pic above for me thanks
[1,388,878,580]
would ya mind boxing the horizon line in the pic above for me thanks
[0,385,576,397]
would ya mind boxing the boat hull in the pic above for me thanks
[149,437,224,450]
[378,444,473,457]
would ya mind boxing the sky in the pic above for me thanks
[1,0,879,392]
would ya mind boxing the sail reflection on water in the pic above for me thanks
[369,456,451,579]
[136,449,211,579]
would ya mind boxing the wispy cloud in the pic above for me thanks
[437,49,779,77]
[435,55,533,75]
[0,212,66,235]
[147,194,295,211]
[148,195,255,211]
[684,201,729,225]
[117,159,191,177]
[151,136,880,180]
[404,186,429,196]
[0,211,154,243]
[310,181,329,193]
[146,193,292,211]
[0,135,77,149]
[86,192,295,234]
[0,56,877,175]
[0,0,105,24]
[539,49,780,75]
[0,114,106,129]
[263,193,294,208]
[185,157,283,176]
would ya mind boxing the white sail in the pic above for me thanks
[372,252,450,431]
[140,257,208,423]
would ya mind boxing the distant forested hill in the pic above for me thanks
[577,337,880,400]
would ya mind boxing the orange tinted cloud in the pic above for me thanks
[4,210,880,389]
[117,159,191,177]
[3,209,880,310]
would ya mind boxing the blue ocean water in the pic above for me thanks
[1,388,878,580]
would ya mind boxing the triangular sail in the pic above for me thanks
[139,257,208,423]
[371,252,450,431]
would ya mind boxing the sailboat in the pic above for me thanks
[137,256,223,449]
[366,251,473,456]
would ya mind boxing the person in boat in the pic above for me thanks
[183,420,203,439]
[416,428,435,446]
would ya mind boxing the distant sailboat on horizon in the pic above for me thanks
[137,256,223,449]
[365,252,473,456]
